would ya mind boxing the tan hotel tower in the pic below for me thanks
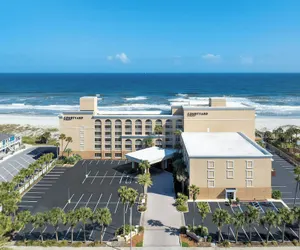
[59,96,272,200]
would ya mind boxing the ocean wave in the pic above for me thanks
[176,93,188,97]
[0,104,79,111]
[99,103,170,111]
[123,96,148,101]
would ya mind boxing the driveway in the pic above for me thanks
[143,168,183,247]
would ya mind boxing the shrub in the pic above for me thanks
[72,241,84,247]
[261,241,267,246]
[176,193,188,206]
[222,240,231,247]
[271,240,278,246]
[177,204,188,212]
[292,239,299,246]
[138,226,144,233]
[272,190,282,199]
[207,235,212,242]
[182,242,190,247]
[180,226,187,234]
[236,197,240,204]
[59,240,69,246]
[136,241,143,247]
[194,226,202,236]
[138,205,147,212]
[115,224,135,236]
[201,226,209,237]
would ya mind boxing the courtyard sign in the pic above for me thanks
[63,116,83,121]
[187,112,208,117]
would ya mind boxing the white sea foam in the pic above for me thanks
[176,93,188,97]
[123,96,148,101]
[99,103,170,111]
[0,104,79,111]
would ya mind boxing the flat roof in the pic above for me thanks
[171,100,253,109]
[125,146,176,164]
[181,132,272,158]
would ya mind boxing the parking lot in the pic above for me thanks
[271,152,299,207]
[184,200,298,242]
[18,159,142,242]
[0,146,56,182]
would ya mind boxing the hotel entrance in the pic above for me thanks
[225,188,236,200]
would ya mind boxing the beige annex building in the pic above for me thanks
[59,96,272,200]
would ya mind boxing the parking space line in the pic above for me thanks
[34,184,52,186]
[93,194,103,212]
[91,171,99,184]
[118,160,120,165]
[270,202,278,212]
[20,200,38,203]
[125,202,129,213]
[15,160,25,168]
[82,160,86,165]
[43,177,59,180]
[106,194,112,207]
[104,160,106,164]
[96,160,99,165]
[46,174,61,177]
[217,202,221,209]
[206,202,212,213]
[100,171,108,185]
[27,191,45,194]
[2,166,14,177]
[289,227,299,238]
[0,174,7,181]
[31,187,49,190]
[82,171,91,184]
[229,227,236,241]
[8,163,19,173]
[114,198,120,214]
[23,196,42,199]
[73,194,84,210]
[62,194,75,211]
[110,171,117,185]
[272,186,287,188]
[111,160,114,164]
[119,173,125,184]
[89,160,93,165]
[253,227,263,241]
[18,205,33,208]
[20,156,31,164]
[85,194,93,207]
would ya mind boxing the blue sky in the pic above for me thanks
[1,0,300,73]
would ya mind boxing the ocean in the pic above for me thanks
[0,73,300,118]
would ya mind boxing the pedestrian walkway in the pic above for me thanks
[142,169,183,247]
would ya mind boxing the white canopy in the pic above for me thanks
[125,146,176,165]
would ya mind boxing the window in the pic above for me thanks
[246,179,253,187]
[246,160,253,169]
[207,161,215,169]
[95,153,101,158]
[105,145,111,150]
[95,145,101,149]
[95,132,101,136]
[115,132,122,136]
[207,170,215,179]
[115,145,122,150]
[246,170,253,179]
[105,153,112,158]
[226,161,234,169]
[115,153,122,158]
[226,170,234,179]
[95,138,101,142]
[208,180,215,188]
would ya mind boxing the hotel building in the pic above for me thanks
[59,96,272,200]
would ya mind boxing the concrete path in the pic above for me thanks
[142,169,183,247]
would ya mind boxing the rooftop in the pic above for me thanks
[171,99,253,109]
[0,133,13,141]
[181,132,272,158]
[125,146,176,164]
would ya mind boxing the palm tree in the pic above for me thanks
[278,207,294,242]
[244,205,260,242]
[48,207,66,242]
[76,207,92,243]
[197,202,210,227]
[65,210,78,243]
[54,142,60,159]
[118,186,129,233]
[59,134,66,156]
[189,185,200,228]
[137,174,153,194]
[127,188,139,250]
[176,168,188,193]
[293,166,300,207]
[65,148,72,157]
[260,210,281,243]
[212,208,231,243]
[138,160,151,174]
[154,125,163,135]
[143,137,154,148]
[231,212,245,243]
[64,136,73,153]
[16,210,32,240]
[293,207,300,242]
[92,208,112,243]
[32,212,47,242]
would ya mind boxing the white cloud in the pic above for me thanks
[240,56,253,65]
[202,53,221,60]
[115,53,130,64]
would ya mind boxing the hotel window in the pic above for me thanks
[155,139,163,148]
[135,139,142,150]
[95,145,101,149]
[115,153,122,158]
[105,138,111,142]
[207,180,215,188]
[95,138,101,142]
[207,170,215,179]
[115,119,122,131]
[95,153,101,158]
[226,161,234,169]
[125,119,132,135]
[105,153,112,158]
[115,132,121,137]
[105,132,111,137]
[207,161,215,169]
[135,120,142,135]
[165,119,172,129]
[246,170,253,179]
[246,179,253,187]
[125,139,132,150]
[246,160,253,169]
[226,170,234,179]
[95,132,101,137]
[176,119,183,129]
[115,145,122,150]
[145,119,152,134]
[105,145,111,150]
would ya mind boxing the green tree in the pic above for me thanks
[118,186,129,234]
[39,131,51,144]
[176,168,188,193]
[137,174,153,194]
[231,212,245,243]
[197,202,210,227]
[32,212,47,242]
[143,137,154,148]
[76,207,92,243]
[212,209,231,243]
[278,207,294,243]
[64,136,73,153]
[92,208,112,243]
[65,148,73,157]
[48,207,66,242]
[65,210,78,243]
[0,213,12,237]
[138,160,151,174]
[292,207,300,242]
[263,131,273,142]
[294,166,300,207]
[244,205,260,242]
[54,142,60,159]
[59,134,66,156]
[154,125,163,135]
[16,210,32,240]
[260,210,281,243]
[127,188,139,249]
[189,185,200,228]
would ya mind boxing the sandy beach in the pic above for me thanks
[0,114,299,131]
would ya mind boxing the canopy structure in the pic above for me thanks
[125,146,176,167]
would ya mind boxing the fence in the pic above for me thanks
[266,143,300,166]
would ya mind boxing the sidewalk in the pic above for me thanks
[142,170,183,247]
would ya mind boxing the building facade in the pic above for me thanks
[59,96,256,160]
[0,133,22,159]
